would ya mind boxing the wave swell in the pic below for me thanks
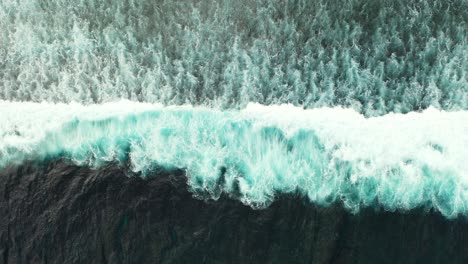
[1,101,467,218]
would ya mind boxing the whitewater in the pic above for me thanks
[1,0,466,115]
[1,101,467,218]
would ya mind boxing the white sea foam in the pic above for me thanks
[1,101,467,217]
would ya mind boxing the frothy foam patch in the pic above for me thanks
[1,101,467,217]
[0,0,466,114]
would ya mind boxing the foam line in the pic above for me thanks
[1,101,467,217]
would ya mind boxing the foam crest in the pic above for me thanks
[1,101,467,217]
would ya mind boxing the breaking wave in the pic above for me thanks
[1,101,467,218]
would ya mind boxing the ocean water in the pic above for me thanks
[1,0,466,114]
[1,101,467,217]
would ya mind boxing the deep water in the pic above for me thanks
[1,160,468,264]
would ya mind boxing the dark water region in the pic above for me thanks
[0,159,467,264]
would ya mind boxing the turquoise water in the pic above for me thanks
[1,101,467,218]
